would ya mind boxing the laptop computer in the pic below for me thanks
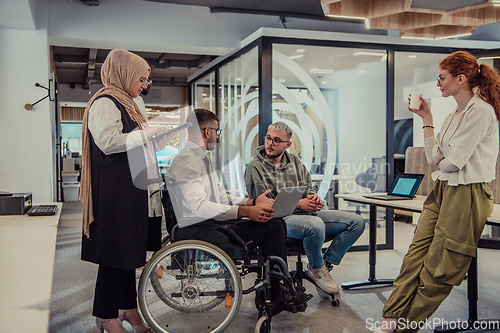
[363,173,424,201]
[272,186,307,218]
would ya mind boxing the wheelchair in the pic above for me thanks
[137,188,312,333]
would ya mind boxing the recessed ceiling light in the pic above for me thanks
[321,81,328,84]
[409,55,417,59]
[279,79,286,83]
[401,36,434,40]
[310,68,334,74]
[236,78,241,81]
[354,51,386,57]
[297,49,305,53]
[289,54,304,60]
[434,33,472,40]
[478,56,500,60]
[327,15,369,28]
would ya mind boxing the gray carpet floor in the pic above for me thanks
[49,202,500,333]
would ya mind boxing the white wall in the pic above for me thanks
[0,4,53,201]
[332,61,387,194]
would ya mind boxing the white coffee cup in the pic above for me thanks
[409,94,421,110]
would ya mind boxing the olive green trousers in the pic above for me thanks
[382,180,493,333]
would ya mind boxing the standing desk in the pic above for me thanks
[0,202,62,333]
[336,193,500,333]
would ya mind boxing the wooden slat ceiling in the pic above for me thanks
[321,0,500,39]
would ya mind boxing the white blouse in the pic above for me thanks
[424,94,499,186]
[88,97,163,217]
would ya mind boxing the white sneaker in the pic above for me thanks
[307,264,339,294]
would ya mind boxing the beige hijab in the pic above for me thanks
[79,49,150,238]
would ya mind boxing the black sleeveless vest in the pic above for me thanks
[81,95,149,269]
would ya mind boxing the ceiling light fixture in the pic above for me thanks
[354,51,386,57]
[289,54,304,60]
[409,55,417,59]
[327,14,369,28]
[434,33,472,40]
[321,81,328,84]
[278,79,286,83]
[297,49,305,53]
[309,68,334,74]
[400,36,434,40]
[478,56,500,60]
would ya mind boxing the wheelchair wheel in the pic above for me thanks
[255,315,271,333]
[138,240,242,333]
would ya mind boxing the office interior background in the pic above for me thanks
[2,0,500,332]
[3,0,500,206]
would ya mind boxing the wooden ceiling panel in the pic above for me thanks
[322,0,500,39]
[370,12,441,30]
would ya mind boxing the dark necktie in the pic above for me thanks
[203,155,217,202]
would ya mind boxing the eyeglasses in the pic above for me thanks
[203,127,222,136]
[264,135,289,146]
[139,77,152,87]
[436,74,458,85]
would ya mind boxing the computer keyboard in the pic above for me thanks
[27,204,58,216]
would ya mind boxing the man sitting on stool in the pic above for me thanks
[245,122,365,294]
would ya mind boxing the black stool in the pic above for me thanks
[286,235,340,306]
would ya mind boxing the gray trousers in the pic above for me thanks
[382,180,493,333]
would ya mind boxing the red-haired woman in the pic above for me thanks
[376,51,500,333]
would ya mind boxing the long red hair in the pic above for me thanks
[439,51,500,122]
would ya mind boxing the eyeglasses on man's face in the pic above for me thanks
[203,127,222,136]
[264,135,289,146]
[139,77,153,87]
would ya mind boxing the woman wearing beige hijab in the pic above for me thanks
[80,49,171,333]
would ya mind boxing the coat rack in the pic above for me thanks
[25,79,54,110]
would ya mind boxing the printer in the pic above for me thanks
[0,192,32,215]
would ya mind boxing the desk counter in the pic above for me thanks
[0,202,62,333]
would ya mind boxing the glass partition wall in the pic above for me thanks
[189,35,475,250]
[218,47,259,197]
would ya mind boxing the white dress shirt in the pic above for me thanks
[166,141,247,228]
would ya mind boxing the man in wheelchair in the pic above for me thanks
[165,109,312,317]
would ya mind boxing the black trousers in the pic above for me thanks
[231,218,287,300]
[92,265,138,319]
[230,218,287,263]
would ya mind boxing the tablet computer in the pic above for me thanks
[150,122,192,142]
[272,186,307,218]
